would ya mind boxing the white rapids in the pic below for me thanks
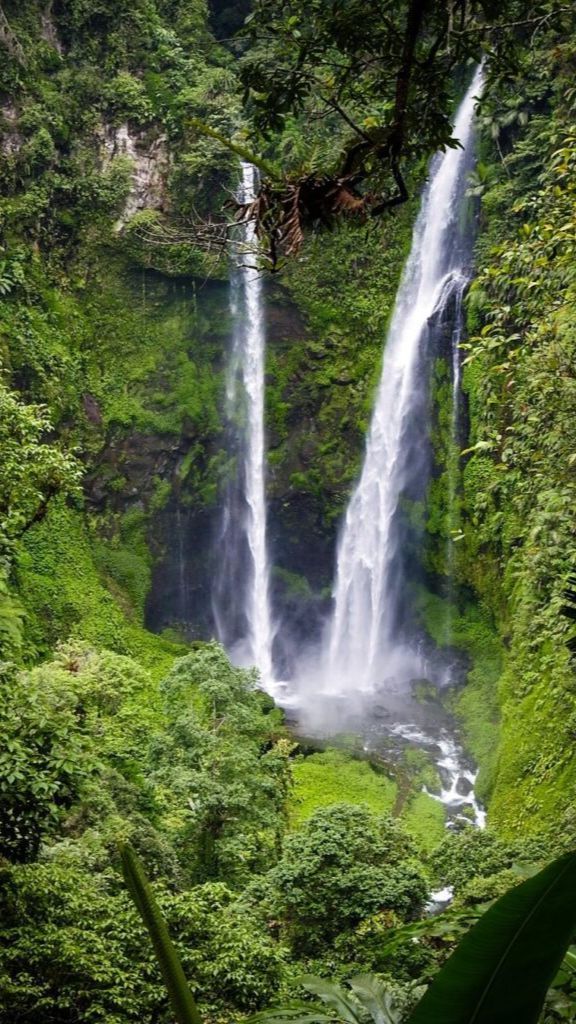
[390,723,486,830]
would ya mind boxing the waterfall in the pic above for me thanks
[213,162,275,688]
[443,281,467,645]
[323,68,483,696]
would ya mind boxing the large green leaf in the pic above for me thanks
[348,973,404,1024]
[250,1006,334,1024]
[119,843,202,1024]
[408,851,576,1024]
[299,975,363,1024]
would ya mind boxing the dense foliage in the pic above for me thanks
[0,644,291,1021]
[1,0,576,1022]
[0,641,489,1023]
[417,24,576,836]
[250,804,428,954]
[223,1,573,266]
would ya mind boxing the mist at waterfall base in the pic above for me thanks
[281,68,484,740]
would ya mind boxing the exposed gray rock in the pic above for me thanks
[40,3,63,53]
[99,122,171,228]
[456,775,473,797]
[0,101,23,156]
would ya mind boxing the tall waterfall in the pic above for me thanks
[213,162,275,688]
[323,68,483,695]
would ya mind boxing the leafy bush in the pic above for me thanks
[251,803,428,953]
[430,826,547,893]
[0,644,290,1020]
[0,862,284,1023]
[0,644,158,861]
[0,379,81,554]
[151,644,290,886]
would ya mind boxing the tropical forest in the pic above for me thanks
[1,1,576,1022]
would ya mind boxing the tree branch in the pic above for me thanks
[389,0,431,158]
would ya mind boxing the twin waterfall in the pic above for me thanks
[215,71,482,707]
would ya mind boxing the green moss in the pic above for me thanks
[415,587,502,804]
[272,567,313,600]
[288,749,397,828]
[402,747,442,794]
[77,269,225,442]
[16,500,185,682]
[267,205,417,526]
[401,792,446,853]
[488,646,576,839]
[92,510,152,621]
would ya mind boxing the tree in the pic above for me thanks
[0,862,284,1023]
[0,643,161,863]
[0,379,81,558]
[0,660,95,862]
[254,803,428,953]
[228,0,573,267]
[150,644,291,886]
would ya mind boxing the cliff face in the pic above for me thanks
[414,39,576,836]
[454,41,576,836]
[2,2,575,838]
[0,0,237,662]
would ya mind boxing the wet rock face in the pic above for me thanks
[40,3,63,53]
[83,426,219,640]
[99,122,171,227]
[82,393,103,426]
[135,278,341,648]
[456,775,473,797]
[84,432,186,512]
[268,492,335,591]
[145,498,216,640]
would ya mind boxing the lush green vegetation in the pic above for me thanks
[288,750,397,826]
[2,0,576,1021]
[122,843,576,1024]
[415,28,576,836]
[0,644,290,1020]
[3,637,548,1021]
[288,748,445,854]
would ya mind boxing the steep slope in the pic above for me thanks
[0,0,238,664]
[420,38,576,835]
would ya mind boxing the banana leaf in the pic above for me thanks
[298,975,363,1024]
[249,1005,334,1024]
[119,843,202,1024]
[348,973,404,1024]
[408,850,576,1024]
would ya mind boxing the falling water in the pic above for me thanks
[213,162,275,688]
[323,68,483,696]
[443,280,467,644]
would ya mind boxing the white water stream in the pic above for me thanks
[213,163,275,688]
